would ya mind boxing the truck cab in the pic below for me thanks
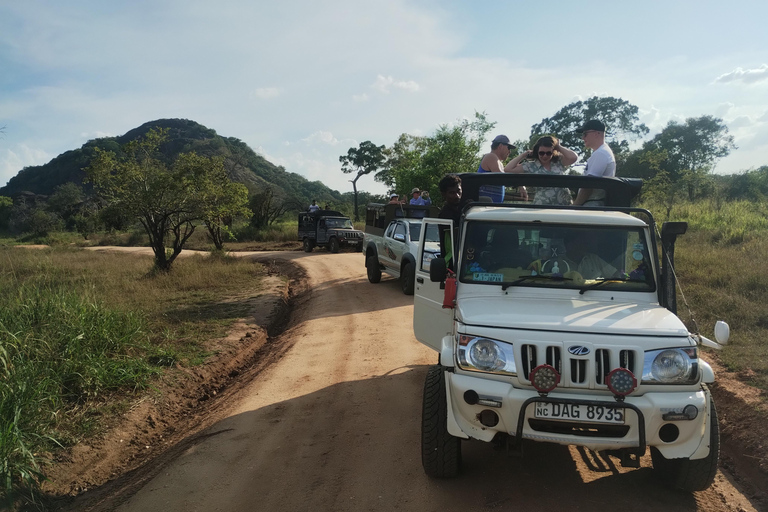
[413,173,729,492]
[363,203,441,295]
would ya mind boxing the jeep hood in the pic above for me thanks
[457,297,688,336]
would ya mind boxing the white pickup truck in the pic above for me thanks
[413,173,730,492]
[363,203,441,295]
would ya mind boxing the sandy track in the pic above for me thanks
[80,251,761,512]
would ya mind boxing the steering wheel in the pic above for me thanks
[541,258,571,275]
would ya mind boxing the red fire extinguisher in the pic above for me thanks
[442,271,457,309]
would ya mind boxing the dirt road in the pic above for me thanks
[91,251,759,512]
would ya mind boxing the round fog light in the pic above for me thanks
[530,364,560,394]
[683,404,698,420]
[607,367,637,396]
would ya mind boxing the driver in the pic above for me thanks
[563,232,619,279]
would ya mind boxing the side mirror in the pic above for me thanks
[430,257,447,282]
[393,233,406,242]
[714,321,730,345]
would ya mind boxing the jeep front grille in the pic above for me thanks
[520,344,640,390]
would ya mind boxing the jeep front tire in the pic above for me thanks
[422,365,461,478]
[651,396,719,492]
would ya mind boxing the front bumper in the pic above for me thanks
[446,371,711,459]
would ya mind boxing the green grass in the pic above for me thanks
[0,247,268,506]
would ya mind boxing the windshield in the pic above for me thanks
[409,222,440,243]
[458,221,655,292]
[325,218,354,229]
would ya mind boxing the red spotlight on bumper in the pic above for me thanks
[530,364,560,394]
[607,367,637,397]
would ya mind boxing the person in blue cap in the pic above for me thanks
[477,135,527,202]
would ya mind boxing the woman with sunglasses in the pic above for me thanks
[504,135,578,205]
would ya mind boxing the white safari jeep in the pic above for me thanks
[414,173,729,492]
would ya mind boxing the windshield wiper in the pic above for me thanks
[578,278,646,295]
[501,274,572,290]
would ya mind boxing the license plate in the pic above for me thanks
[534,403,625,424]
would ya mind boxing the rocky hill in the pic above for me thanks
[0,118,343,206]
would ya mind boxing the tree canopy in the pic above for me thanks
[377,112,495,205]
[340,141,386,220]
[86,128,250,271]
[530,96,649,163]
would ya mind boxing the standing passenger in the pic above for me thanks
[573,120,616,206]
[477,135,513,203]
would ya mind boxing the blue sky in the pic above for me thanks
[1,0,767,196]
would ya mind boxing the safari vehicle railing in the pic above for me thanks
[457,172,643,208]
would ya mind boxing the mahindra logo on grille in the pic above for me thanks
[568,346,590,356]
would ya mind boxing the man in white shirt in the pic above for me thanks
[574,120,616,206]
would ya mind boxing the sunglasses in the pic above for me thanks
[538,151,553,156]
[581,130,596,138]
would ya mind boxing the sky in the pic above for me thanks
[1,0,767,197]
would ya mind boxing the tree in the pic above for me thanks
[377,133,428,192]
[635,116,736,200]
[86,128,244,271]
[340,141,386,220]
[378,112,495,205]
[248,187,293,229]
[47,182,85,229]
[419,112,495,197]
[0,196,12,230]
[197,158,251,250]
[530,96,649,164]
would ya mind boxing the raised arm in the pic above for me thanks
[555,143,578,167]
[504,150,532,173]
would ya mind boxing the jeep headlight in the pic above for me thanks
[457,335,516,375]
[642,347,698,384]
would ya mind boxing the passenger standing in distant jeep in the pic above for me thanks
[574,120,616,206]
[438,174,463,269]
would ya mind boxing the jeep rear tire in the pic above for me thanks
[303,238,314,252]
[401,262,415,295]
[422,365,461,478]
[651,395,719,492]
[329,237,340,253]
[366,254,382,283]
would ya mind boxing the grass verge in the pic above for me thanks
[0,247,267,506]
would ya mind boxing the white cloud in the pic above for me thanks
[728,115,753,129]
[758,111,768,122]
[714,102,734,117]
[352,93,369,102]
[714,64,768,84]
[371,75,420,94]
[252,87,281,99]
[0,145,52,188]
[302,131,341,146]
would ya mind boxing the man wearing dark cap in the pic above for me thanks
[477,135,526,202]
[574,120,616,206]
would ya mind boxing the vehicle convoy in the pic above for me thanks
[413,173,730,492]
[363,203,441,295]
[298,209,364,253]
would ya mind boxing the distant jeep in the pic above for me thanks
[298,209,364,253]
